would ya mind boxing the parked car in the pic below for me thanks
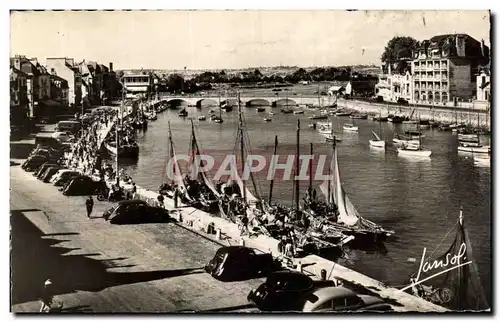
[41,166,64,183]
[61,175,107,196]
[247,270,337,311]
[301,286,392,312]
[51,170,81,185]
[35,163,59,179]
[102,200,170,224]
[51,131,74,143]
[205,246,281,282]
[22,155,49,172]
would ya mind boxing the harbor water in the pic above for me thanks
[118,106,491,303]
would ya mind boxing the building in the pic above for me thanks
[11,55,40,118]
[10,66,29,125]
[50,74,69,105]
[29,58,51,100]
[411,34,489,105]
[122,72,153,98]
[375,60,412,102]
[46,57,83,106]
[476,67,490,102]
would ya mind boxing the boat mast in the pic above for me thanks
[309,143,313,194]
[294,119,300,211]
[268,135,278,205]
[115,87,124,187]
[238,93,247,203]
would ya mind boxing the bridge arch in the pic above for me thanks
[273,98,297,107]
[168,99,188,109]
[196,99,218,108]
[246,98,270,107]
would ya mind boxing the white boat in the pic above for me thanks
[198,115,206,121]
[293,110,304,114]
[318,126,332,134]
[457,144,490,154]
[263,117,272,122]
[317,122,330,127]
[397,145,432,157]
[402,120,417,124]
[369,131,385,148]
[458,134,480,143]
[474,156,490,167]
[269,111,275,115]
[343,123,358,132]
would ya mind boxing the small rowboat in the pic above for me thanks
[343,123,358,132]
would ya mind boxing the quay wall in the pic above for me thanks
[338,99,491,129]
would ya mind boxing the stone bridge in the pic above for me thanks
[156,95,338,109]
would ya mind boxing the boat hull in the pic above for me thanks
[397,148,431,157]
[369,140,386,148]
[343,125,358,132]
[105,142,139,158]
[457,146,490,154]
[393,138,420,145]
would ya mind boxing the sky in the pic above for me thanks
[10,10,491,70]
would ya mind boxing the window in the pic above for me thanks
[345,296,363,307]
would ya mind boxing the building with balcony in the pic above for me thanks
[50,74,69,105]
[122,72,153,98]
[411,34,489,105]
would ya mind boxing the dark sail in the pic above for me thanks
[412,212,489,311]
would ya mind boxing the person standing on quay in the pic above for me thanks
[86,196,94,219]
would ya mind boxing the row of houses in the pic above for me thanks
[374,34,491,108]
[10,55,120,123]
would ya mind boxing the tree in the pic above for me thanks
[381,36,419,64]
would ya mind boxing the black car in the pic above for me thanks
[61,175,106,196]
[205,246,281,282]
[22,155,48,172]
[41,166,63,182]
[35,163,59,178]
[103,200,170,224]
[247,270,337,312]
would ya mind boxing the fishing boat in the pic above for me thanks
[343,123,358,132]
[263,117,272,122]
[350,113,368,119]
[314,141,394,243]
[293,110,304,114]
[104,139,139,158]
[178,109,188,117]
[388,115,404,124]
[281,108,294,114]
[256,107,266,112]
[269,111,275,115]
[198,115,206,121]
[317,124,332,135]
[405,207,489,311]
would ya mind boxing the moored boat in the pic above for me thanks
[369,131,385,149]
[474,156,490,167]
[457,144,490,154]
[105,140,139,158]
[256,107,266,112]
[350,113,368,119]
[343,123,358,132]
[263,117,272,122]
[198,115,206,121]
[335,110,352,117]
[309,114,328,120]
[281,108,293,114]
[178,109,188,117]
[293,110,304,114]
[392,134,420,146]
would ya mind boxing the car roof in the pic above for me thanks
[268,270,310,279]
[302,287,357,311]
[217,246,253,253]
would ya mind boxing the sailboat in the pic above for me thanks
[369,112,385,149]
[323,119,342,143]
[186,120,221,212]
[220,90,233,112]
[405,207,489,311]
[343,123,358,132]
[397,120,432,157]
[280,93,294,114]
[318,139,394,242]
[457,132,490,154]
[158,121,196,205]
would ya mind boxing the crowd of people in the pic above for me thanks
[64,109,117,177]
